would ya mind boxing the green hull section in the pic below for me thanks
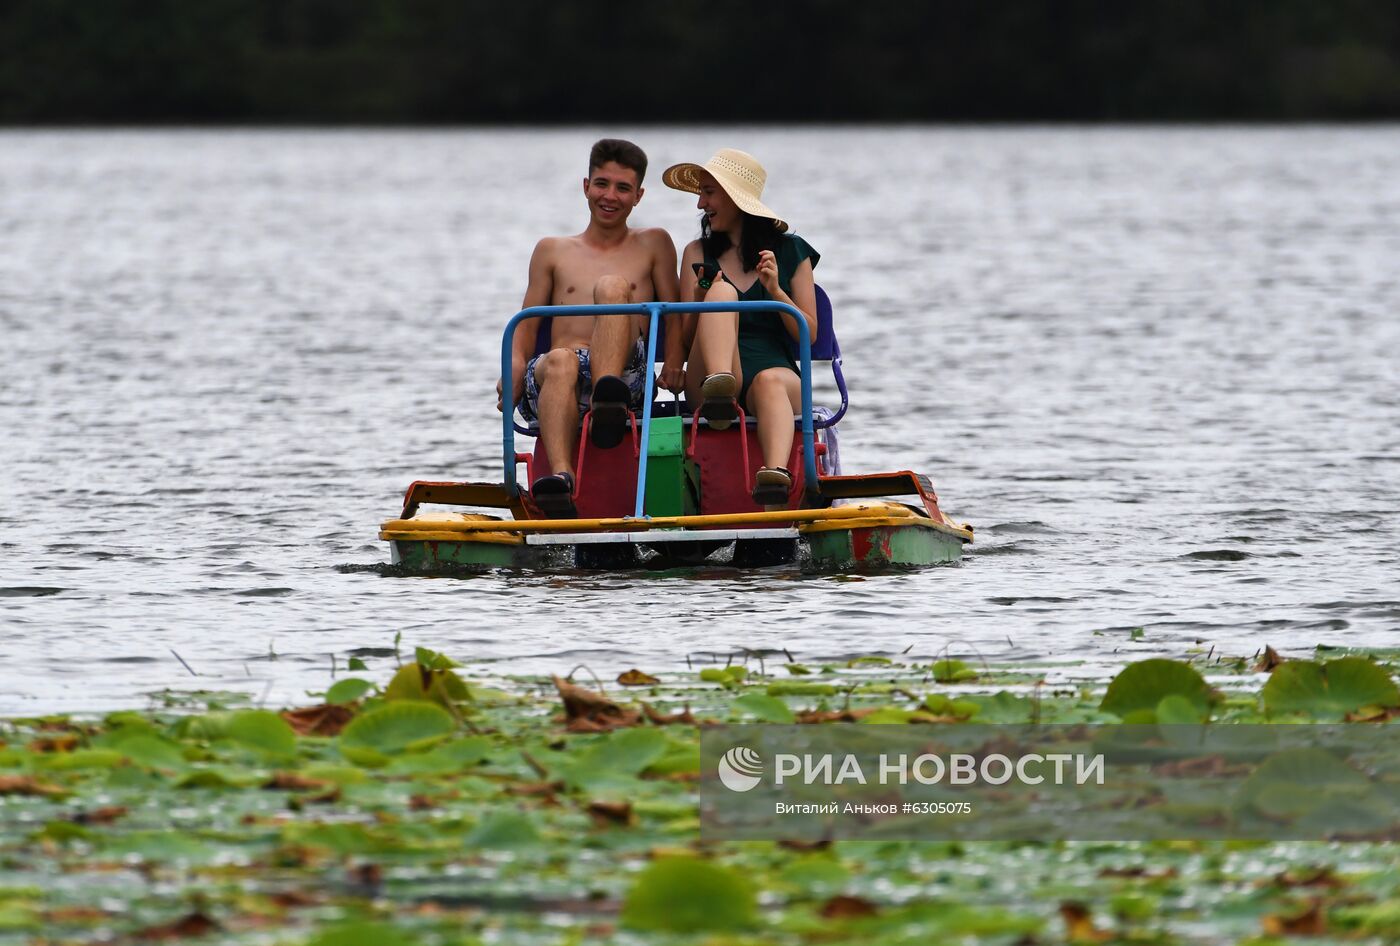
[804,524,964,570]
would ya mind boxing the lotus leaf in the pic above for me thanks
[767,682,837,697]
[225,710,297,758]
[306,921,423,946]
[932,659,978,683]
[621,857,757,932]
[733,692,795,723]
[384,663,472,707]
[325,678,375,705]
[464,811,540,849]
[1100,659,1212,719]
[339,701,456,761]
[1262,657,1400,718]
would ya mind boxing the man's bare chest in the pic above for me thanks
[551,252,655,303]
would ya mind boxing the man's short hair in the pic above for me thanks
[589,139,648,183]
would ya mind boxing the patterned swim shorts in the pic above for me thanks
[518,337,650,425]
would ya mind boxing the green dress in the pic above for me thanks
[705,233,820,406]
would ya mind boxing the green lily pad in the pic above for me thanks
[565,727,668,792]
[621,857,757,932]
[1239,747,1375,822]
[306,922,422,946]
[383,663,472,708]
[326,678,376,705]
[173,767,259,789]
[385,737,491,775]
[464,811,540,849]
[700,666,748,687]
[1100,659,1212,719]
[923,694,977,719]
[36,749,126,771]
[1262,658,1400,718]
[767,681,837,697]
[171,711,232,742]
[1156,694,1207,724]
[778,856,850,896]
[932,659,978,683]
[733,692,795,723]
[109,733,188,772]
[966,691,1034,723]
[414,646,461,670]
[0,901,39,931]
[641,737,700,778]
[225,710,297,758]
[340,701,456,763]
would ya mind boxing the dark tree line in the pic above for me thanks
[2,0,1398,122]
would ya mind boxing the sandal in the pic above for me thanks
[530,471,577,518]
[752,466,793,506]
[699,372,739,431]
[588,375,631,449]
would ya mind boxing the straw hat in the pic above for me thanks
[662,149,788,232]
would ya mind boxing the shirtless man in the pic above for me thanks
[496,139,682,517]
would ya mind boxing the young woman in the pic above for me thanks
[663,149,819,506]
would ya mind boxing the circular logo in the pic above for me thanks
[717,746,763,792]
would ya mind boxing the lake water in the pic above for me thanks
[2,126,1397,714]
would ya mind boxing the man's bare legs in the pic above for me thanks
[533,349,582,477]
[584,275,639,449]
[587,274,636,382]
[532,275,641,478]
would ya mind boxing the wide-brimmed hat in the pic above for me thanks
[662,149,788,232]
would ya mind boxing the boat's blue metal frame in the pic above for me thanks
[499,301,816,517]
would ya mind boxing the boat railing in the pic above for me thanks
[499,301,817,516]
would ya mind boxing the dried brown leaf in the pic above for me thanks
[820,895,879,918]
[280,704,354,737]
[505,780,563,798]
[347,862,383,892]
[587,800,635,827]
[1270,867,1344,889]
[267,890,320,908]
[1059,902,1111,943]
[1097,866,1179,879]
[642,702,697,725]
[43,906,110,923]
[70,805,128,825]
[554,676,641,731]
[796,707,878,724]
[1262,899,1327,936]
[0,775,67,797]
[264,772,331,792]
[1254,645,1284,672]
[28,734,79,753]
[133,911,220,940]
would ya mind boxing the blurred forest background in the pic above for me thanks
[2,0,1399,122]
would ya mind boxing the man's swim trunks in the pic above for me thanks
[518,337,649,424]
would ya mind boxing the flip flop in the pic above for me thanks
[699,372,739,431]
[751,466,793,506]
[589,375,631,449]
[530,472,577,518]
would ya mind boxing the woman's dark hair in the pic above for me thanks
[701,211,782,274]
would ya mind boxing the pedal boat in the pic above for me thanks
[379,294,972,572]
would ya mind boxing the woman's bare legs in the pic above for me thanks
[684,280,743,406]
[747,367,802,470]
